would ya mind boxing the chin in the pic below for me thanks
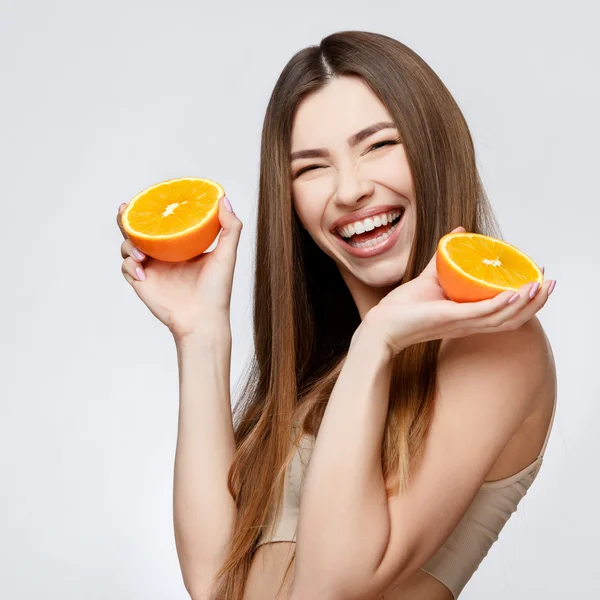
[337,256,407,288]
[360,267,406,288]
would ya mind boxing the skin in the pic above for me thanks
[291,75,417,321]
[286,75,557,600]
[290,75,554,345]
[117,74,557,600]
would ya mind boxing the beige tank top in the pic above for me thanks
[256,395,556,598]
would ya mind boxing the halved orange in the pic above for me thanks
[122,177,225,262]
[437,233,543,302]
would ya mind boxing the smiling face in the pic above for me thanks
[290,75,417,319]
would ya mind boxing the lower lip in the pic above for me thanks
[333,212,404,258]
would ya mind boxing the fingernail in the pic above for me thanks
[223,196,233,212]
[136,267,146,281]
[508,292,520,304]
[548,280,557,296]
[119,203,126,211]
[541,266,545,275]
[529,281,540,299]
[132,247,145,260]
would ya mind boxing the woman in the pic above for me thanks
[117,31,557,600]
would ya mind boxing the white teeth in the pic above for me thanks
[337,210,402,238]
[362,218,375,232]
[347,220,399,248]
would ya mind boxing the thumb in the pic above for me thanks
[422,248,439,278]
[213,195,243,257]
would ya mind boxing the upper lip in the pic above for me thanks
[330,204,405,233]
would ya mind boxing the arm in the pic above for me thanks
[173,323,238,600]
[290,320,548,600]
[290,325,395,599]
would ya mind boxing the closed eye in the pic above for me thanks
[292,138,401,178]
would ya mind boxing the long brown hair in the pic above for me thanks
[212,30,502,599]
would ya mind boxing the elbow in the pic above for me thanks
[184,572,221,600]
[185,583,206,600]
[187,583,217,600]
[292,520,391,600]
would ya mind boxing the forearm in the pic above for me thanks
[292,325,394,599]
[173,324,238,598]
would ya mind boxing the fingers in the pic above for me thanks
[453,280,539,322]
[121,254,147,283]
[458,279,554,331]
[118,202,148,282]
[120,238,147,280]
[500,279,553,315]
[120,237,146,262]
[117,203,129,240]
[212,195,244,264]
[494,279,554,330]
[453,287,518,320]
[121,258,138,285]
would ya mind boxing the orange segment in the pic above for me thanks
[122,177,225,262]
[436,233,543,302]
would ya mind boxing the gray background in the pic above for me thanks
[1,0,597,597]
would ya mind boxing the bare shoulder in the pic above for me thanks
[439,315,555,373]
[438,316,556,416]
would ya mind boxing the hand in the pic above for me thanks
[117,196,243,341]
[362,227,555,356]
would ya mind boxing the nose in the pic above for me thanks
[333,162,375,208]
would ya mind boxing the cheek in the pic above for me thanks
[372,154,413,194]
[292,193,338,254]
[292,188,326,231]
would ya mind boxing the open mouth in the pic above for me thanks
[333,209,404,248]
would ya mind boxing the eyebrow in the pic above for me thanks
[290,121,397,161]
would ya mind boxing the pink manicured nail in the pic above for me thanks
[132,247,145,260]
[508,292,520,304]
[223,196,233,212]
[136,267,146,281]
[548,280,557,296]
[529,281,540,299]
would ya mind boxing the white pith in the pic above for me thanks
[337,210,403,239]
